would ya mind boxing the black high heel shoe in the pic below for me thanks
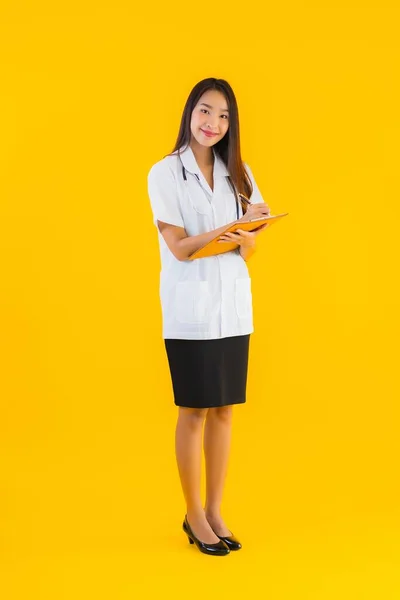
[183,516,230,556]
[213,531,242,551]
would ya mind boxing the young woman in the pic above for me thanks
[147,78,270,556]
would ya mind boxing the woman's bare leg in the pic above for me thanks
[175,407,220,543]
[204,405,234,536]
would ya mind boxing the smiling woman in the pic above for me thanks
[147,77,271,556]
[195,100,230,142]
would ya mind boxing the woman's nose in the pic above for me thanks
[206,118,219,130]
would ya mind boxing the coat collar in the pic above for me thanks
[177,145,229,178]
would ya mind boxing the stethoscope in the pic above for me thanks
[180,156,241,220]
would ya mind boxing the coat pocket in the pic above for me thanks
[175,281,211,324]
[235,278,252,319]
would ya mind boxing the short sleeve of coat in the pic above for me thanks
[244,162,265,205]
[147,161,185,228]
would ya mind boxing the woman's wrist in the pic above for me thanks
[239,244,256,261]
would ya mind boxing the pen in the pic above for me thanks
[238,192,252,206]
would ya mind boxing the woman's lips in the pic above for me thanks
[201,129,218,138]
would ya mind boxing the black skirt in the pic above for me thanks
[164,335,250,409]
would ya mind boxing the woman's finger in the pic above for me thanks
[254,224,269,233]
[235,229,253,237]
[223,232,242,239]
[218,235,239,242]
[247,204,270,217]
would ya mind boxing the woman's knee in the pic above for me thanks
[207,405,233,424]
[178,407,209,429]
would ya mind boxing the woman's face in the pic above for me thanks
[190,89,230,147]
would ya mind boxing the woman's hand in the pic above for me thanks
[239,202,271,222]
[218,224,269,248]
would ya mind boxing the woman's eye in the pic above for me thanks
[200,109,209,114]
[221,115,228,119]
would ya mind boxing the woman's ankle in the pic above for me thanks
[204,507,222,520]
[186,506,206,520]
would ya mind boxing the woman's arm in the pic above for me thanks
[157,221,233,261]
[157,202,270,261]
[157,198,271,262]
[239,244,257,262]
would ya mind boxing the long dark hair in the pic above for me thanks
[170,78,253,212]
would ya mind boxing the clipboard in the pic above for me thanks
[188,212,289,260]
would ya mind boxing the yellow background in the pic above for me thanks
[1,1,399,598]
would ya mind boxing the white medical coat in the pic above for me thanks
[147,145,265,340]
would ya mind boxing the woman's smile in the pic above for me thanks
[200,129,219,138]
